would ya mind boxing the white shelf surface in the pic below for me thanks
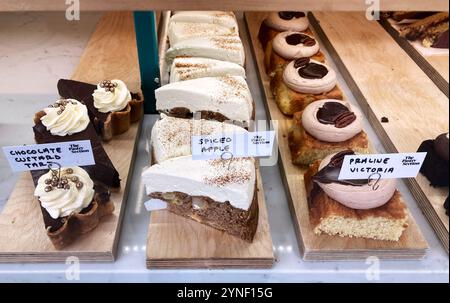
[0,12,448,283]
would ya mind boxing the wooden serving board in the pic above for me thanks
[310,12,449,253]
[245,12,428,260]
[146,11,275,269]
[378,18,449,96]
[147,168,275,269]
[0,12,142,262]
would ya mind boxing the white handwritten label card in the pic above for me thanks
[2,140,95,172]
[338,152,427,180]
[191,131,276,160]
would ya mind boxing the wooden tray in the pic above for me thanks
[146,11,275,269]
[245,12,428,261]
[147,168,275,269]
[0,12,142,262]
[309,11,449,253]
[378,18,448,97]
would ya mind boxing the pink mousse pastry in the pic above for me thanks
[272,31,319,59]
[264,11,309,32]
[313,151,397,210]
[283,57,337,94]
[302,100,363,143]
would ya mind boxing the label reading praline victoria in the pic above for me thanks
[2,140,95,172]
[338,152,427,180]
[191,131,276,160]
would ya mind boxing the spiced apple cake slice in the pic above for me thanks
[151,114,247,164]
[155,76,254,126]
[142,156,258,242]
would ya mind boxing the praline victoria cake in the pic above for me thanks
[57,78,143,141]
[271,57,343,115]
[289,100,369,165]
[142,156,258,242]
[417,132,449,187]
[304,150,409,241]
[155,76,254,125]
[33,98,120,189]
[264,31,324,76]
[32,166,114,249]
[169,57,246,82]
[258,11,309,50]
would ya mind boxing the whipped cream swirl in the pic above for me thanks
[41,99,90,136]
[34,167,95,219]
[92,79,131,113]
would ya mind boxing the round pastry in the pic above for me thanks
[264,11,309,32]
[313,151,397,210]
[272,31,319,59]
[283,57,337,94]
[302,100,363,143]
[40,99,90,136]
[92,79,131,113]
[34,167,95,219]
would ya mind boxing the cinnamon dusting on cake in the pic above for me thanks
[204,158,253,186]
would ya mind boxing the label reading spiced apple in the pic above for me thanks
[191,131,276,160]
[338,152,427,180]
[2,140,95,172]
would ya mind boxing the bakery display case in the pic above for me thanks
[0,0,448,283]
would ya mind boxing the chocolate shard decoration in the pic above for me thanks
[278,11,306,20]
[285,33,315,46]
[312,150,368,186]
[298,62,328,79]
[294,57,310,68]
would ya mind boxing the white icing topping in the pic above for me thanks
[141,156,255,211]
[302,100,363,143]
[165,35,245,67]
[155,76,253,122]
[264,12,309,32]
[41,99,89,136]
[283,59,337,94]
[170,11,238,31]
[168,22,237,45]
[34,167,95,219]
[170,57,246,82]
[317,153,397,210]
[92,79,131,113]
[151,114,248,163]
[272,31,319,59]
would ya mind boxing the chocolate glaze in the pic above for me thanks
[316,101,356,128]
[312,150,369,186]
[434,133,449,162]
[417,139,449,187]
[278,11,306,20]
[294,57,310,68]
[432,30,449,49]
[298,62,328,79]
[285,33,315,46]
